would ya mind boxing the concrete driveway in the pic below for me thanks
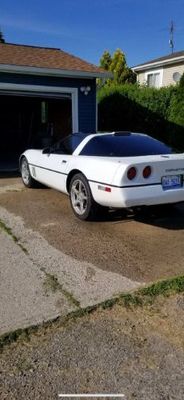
[0,176,184,334]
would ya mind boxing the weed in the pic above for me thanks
[139,276,184,298]
[43,272,62,293]
[1,275,184,352]
[0,220,18,243]
[119,293,143,307]
[43,272,80,308]
[0,220,28,254]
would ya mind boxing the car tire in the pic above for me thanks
[20,157,37,188]
[69,173,100,220]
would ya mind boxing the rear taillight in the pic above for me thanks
[143,166,152,179]
[127,167,137,180]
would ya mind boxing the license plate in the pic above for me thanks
[162,175,182,190]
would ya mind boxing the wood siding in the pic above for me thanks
[0,72,97,133]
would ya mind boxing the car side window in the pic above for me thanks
[52,135,85,155]
[52,146,65,154]
[51,142,65,154]
[61,136,83,154]
[50,133,89,155]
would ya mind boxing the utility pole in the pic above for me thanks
[169,20,174,54]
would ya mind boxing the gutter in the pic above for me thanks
[0,64,112,79]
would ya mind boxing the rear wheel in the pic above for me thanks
[20,157,36,188]
[69,173,100,220]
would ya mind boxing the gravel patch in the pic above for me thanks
[1,294,184,400]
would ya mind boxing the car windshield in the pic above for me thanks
[79,133,175,157]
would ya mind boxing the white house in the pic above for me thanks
[132,51,184,88]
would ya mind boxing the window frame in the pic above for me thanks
[145,69,163,88]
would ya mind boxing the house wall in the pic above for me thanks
[162,62,184,86]
[0,72,97,132]
[136,71,145,85]
[136,61,184,87]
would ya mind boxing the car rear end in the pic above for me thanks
[112,154,184,208]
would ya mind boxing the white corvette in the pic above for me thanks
[20,132,184,220]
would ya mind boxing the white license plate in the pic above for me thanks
[162,175,182,190]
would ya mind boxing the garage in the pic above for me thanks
[0,42,108,171]
[0,93,72,170]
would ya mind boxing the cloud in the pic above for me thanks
[0,15,72,37]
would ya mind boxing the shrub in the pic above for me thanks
[98,84,184,150]
[179,72,184,88]
[168,74,184,127]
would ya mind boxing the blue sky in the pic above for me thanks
[0,0,184,67]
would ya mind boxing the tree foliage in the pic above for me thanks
[0,28,5,43]
[99,48,136,86]
[100,50,111,71]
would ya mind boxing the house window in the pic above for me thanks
[147,73,160,87]
[145,69,163,88]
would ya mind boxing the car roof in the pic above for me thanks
[73,131,147,138]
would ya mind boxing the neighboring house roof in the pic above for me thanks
[0,42,110,78]
[132,50,184,71]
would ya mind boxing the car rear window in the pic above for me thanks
[79,134,173,157]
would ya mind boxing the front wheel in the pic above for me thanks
[20,157,36,188]
[69,173,99,220]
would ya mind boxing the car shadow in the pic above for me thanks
[98,204,184,230]
[134,204,184,230]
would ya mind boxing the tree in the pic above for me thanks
[99,48,136,86]
[0,28,5,43]
[100,50,111,71]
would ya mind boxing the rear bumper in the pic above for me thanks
[90,182,184,208]
[121,184,184,208]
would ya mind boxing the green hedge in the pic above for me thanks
[98,84,184,150]
[168,82,184,127]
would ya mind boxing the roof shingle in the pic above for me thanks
[0,42,105,75]
[133,50,184,69]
